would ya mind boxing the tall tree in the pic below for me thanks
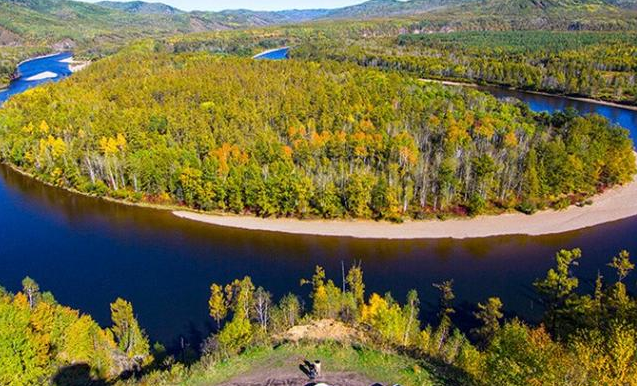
[109,298,150,360]
[209,283,229,330]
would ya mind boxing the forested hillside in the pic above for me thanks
[0,278,151,385]
[95,1,184,15]
[0,0,321,88]
[2,0,637,89]
[0,43,633,221]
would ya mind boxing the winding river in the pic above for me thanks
[1,54,637,347]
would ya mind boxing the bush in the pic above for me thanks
[467,194,486,216]
[516,201,537,215]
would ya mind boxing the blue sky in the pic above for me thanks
[83,0,367,11]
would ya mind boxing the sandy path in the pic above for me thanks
[173,166,637,239]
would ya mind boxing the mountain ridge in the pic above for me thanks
[95,0,184,14]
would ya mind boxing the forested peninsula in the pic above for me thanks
[0,43,634,224]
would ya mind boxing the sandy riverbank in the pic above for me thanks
[419,79,637,112]
[59,56,91,72]
[173,161,637,239]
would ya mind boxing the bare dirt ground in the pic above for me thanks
[214,368,375,386]
[279,319,365,344]
[213,321,377,386]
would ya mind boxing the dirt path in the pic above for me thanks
[213,369,374,386]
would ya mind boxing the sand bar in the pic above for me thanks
[173,165,637,239]
[25,71,58,81]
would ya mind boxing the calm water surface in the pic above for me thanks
[1,60,636,346]
[253,47,290,60]
[0,52,73,104]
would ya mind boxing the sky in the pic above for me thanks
[83,0,367,12]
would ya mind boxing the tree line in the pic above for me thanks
[4,247,637,385]
[0,44,633,221]
[194,248,637,385]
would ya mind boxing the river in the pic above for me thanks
[0,52,73,104]
[1,55,636,347]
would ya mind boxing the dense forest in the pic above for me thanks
[163,26,637,105]
[0,43,633,220]
[312,31,637,105]
[4,248,637,385]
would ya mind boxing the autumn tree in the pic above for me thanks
[209,283,229,330]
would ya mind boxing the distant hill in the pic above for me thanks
[321,0,637,20]
[0,0,328,46]
[1,0,636,49]
[323,0,465,19]
[95,2,330,24]
[96,0,184,15]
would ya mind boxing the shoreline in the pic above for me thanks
[60,56,91,72]
[419,78,637,112]
[173,158,637,239]
[16,51,68,67]
[5,156,637,240]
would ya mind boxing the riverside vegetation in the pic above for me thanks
[3,248,637,385]
[0,42,633,221]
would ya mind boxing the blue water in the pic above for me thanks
[1,53,637,346]
[481,85,637,142]
[253,47,290,60]
[0,52,73,104]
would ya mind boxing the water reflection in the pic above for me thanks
[1,163,635,345]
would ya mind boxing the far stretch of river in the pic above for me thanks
[0,52,73,104]
[0,53,636,346]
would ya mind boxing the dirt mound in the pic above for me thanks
[279,319,364,344]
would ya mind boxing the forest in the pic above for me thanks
[3,247,637,385]
[325,31,637,105]
[163,26,637,105]
[0,42,633,221]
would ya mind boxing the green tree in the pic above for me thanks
[109,298,150,360]
[534,248,582,336]
[608,250,634,283]
[473,297,504,346]
[346,264,365,307]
